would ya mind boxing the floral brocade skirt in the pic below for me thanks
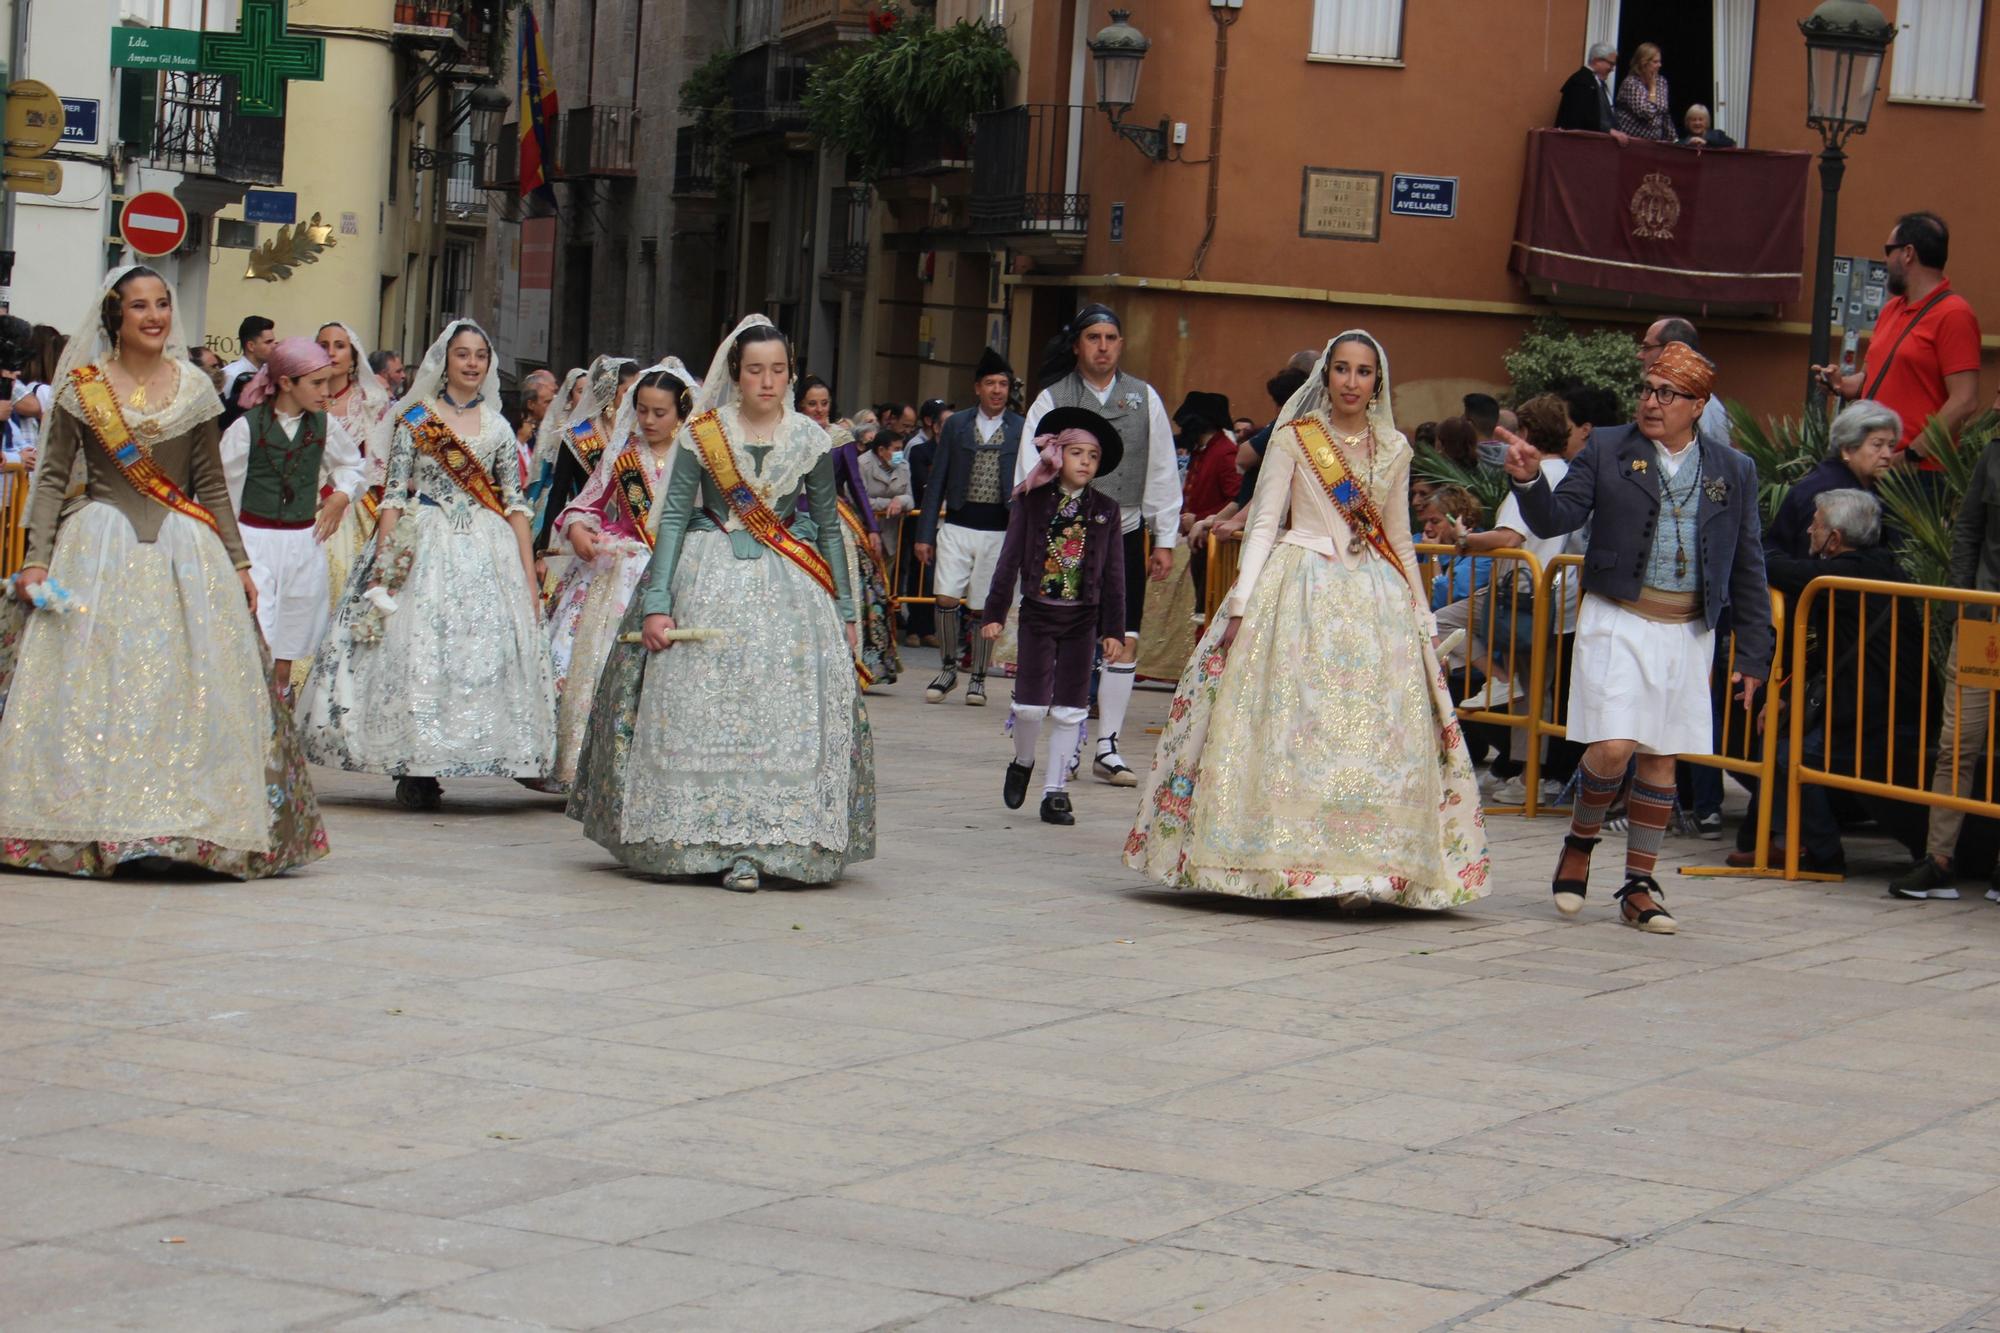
[1124,543,1490,907]
[838,503,901,687]
[531,537,651,793]
[0,504,326,879]
[569,529,875,884]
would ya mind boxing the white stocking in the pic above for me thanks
[1097,657,1137,749]
[1046,706,1086,793]
[1011,703,1046,766]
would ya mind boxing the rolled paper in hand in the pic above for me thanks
[618,628,732,643]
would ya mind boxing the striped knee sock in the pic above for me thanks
[1560,759,1625,881]
[1623,778,1678,880]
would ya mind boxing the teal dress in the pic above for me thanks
[568,410,876,883]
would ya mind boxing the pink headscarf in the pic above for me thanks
[1013,428,1102,498]
[237,335,332,408]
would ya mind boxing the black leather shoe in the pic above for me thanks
[1040,792,1075,825]
[1003,761,1034,809]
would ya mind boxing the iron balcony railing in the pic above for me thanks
[970,104,1089,236]
[728,44,808,139]
[559,103,640,179]
[673,125,716,196]
[142,72,285,186]
[826,184,870,275]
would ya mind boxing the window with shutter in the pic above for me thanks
[1889,0,1983,104]
[1309,0,1405,65]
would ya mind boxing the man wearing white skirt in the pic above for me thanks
[1503,343,1771,934]
[219,336,366,692]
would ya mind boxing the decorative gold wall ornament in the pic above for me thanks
[1629,172,1681,241]
[244,212,337,281]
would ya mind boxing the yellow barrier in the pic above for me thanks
[1782,576,2000,882]
[0,463,24,578]
[886,510,938,610]
[1417,542,1551,816]
[1203,529,1242,619]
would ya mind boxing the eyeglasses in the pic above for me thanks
[1884,240,1910,256]
[1637,383,1695,405]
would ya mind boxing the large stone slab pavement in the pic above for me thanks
[3,680,2000,1330]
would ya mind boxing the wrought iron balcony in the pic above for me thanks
[558,103,640,179]
[728,45,808,140]
[138,72,285,186]
[673,125,716,197]
[487,124,521,192]
[826,184,871,276]
[392,0,502,73]
[971,104,1089,247]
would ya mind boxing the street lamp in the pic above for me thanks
[1800,0,1894,408]
[408,82,513,183]
[1089,9,1168,161]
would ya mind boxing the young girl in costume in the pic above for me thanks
[1124,331,1490,908]
[218,335,366,691]
[297,320,555,809]
[569,316,875,892]
[533,358,697,792]
[0,265,326,877]
[982,408,1127,826]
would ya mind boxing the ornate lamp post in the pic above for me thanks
[1088,9,1168,161]
[1800,0,1895,408]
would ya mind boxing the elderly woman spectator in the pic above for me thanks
[1680,104,1736,148]
[1765,399,1901,559]
[1615,42,1675,142]
[859,427,913,521]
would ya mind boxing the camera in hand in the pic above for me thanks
[0,316,31,378]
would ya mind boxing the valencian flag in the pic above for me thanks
[517,4,558,203]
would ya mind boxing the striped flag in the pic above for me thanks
[517,4,558,203]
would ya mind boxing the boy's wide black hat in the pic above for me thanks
[1037,406,1123,479]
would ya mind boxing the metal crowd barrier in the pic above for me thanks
[1416,542,1551,815]
[1782,576,2000,882]
[885,509,936,610]
[1203,529,1242,619]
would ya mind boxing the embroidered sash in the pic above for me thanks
[1290,416,1405,580]
[68,365,220,534]
[361,488,383,523]
[610,444,656,551]
[687,409,870,686]
[566,419,604,471]
[401,405,506,517]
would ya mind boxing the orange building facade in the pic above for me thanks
[952,0,2000,430]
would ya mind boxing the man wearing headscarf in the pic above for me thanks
[1502,341,1770,937]
[915,347,1023,706]
[1016,304,1180,786]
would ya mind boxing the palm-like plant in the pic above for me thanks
[1411,447,1508,518]
[1728,399,1826,526]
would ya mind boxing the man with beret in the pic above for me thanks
[1501,342,1772,935]
[916,347,1024,706]
[1016,304,1181,786]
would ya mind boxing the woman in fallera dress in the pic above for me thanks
[797,375,901,686]
[532,358,697,793]
[1124,330,1490,907]
[532,354,638,560]
[313,320,395,617]
[0,264,326,877]
[569,315,876,892]
[297,320,555,809]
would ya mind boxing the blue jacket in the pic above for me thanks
[1513,423,1773,677]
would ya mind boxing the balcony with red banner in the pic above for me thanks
[1510,129,1813,317]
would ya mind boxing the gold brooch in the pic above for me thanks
[1631,459,1649,473]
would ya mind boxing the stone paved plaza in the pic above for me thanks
[5,681,2000,1331]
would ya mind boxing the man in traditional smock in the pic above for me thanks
[1016,304,1181,785]
[1503,342,1771,935]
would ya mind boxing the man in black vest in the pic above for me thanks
[1016,304,1179,786]
[916,349,1023,706]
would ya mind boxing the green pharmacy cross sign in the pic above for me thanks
[199,0,324,118]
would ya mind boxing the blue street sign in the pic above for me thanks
[242,190,298,225]
[59,98,100,144]
[1389,174,1457,220]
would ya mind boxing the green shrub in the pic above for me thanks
[1502,317,1640,419]
[678,48,736,151]
[803,18,1016,180]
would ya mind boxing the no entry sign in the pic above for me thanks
[120,191,189,257]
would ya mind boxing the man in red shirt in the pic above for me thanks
[1816,211,1982,470]
[1176,391,1239,526]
